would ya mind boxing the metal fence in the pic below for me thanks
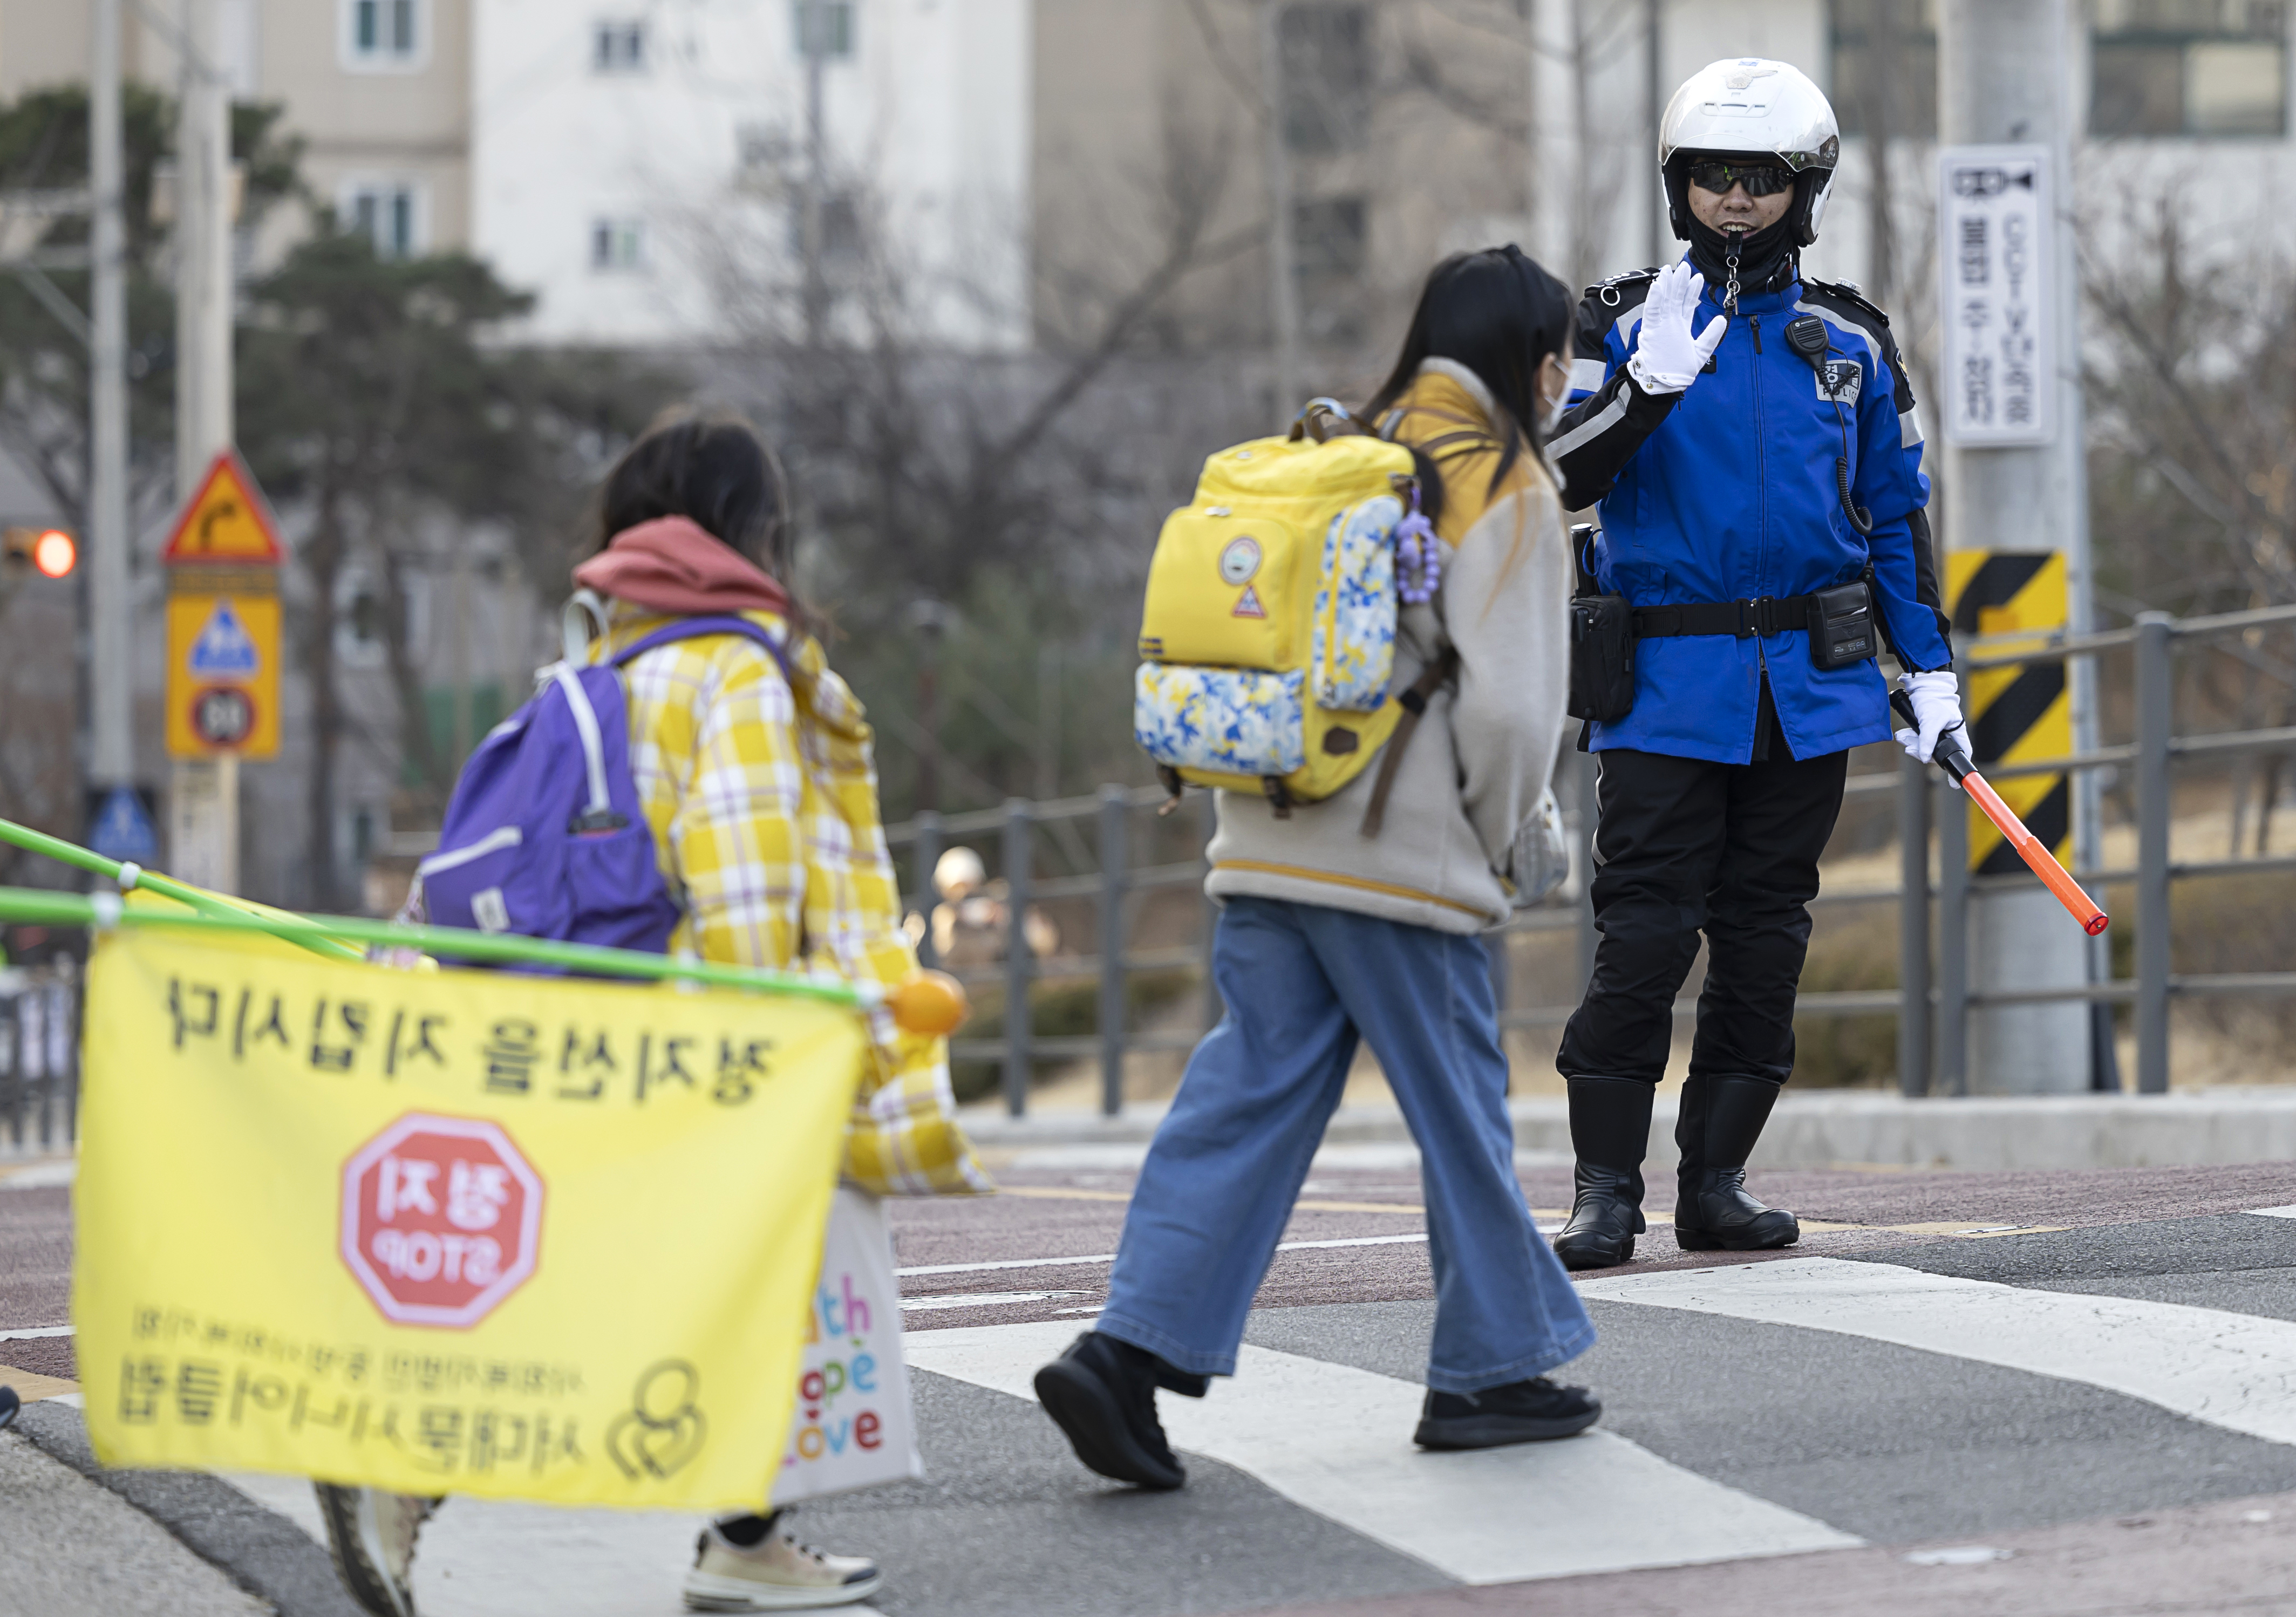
[0,965,80,1151]
[891,604,2296,1115]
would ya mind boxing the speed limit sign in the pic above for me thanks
[189,685,256,747]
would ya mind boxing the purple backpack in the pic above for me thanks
[418,616,791,958]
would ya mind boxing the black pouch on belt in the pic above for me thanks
[1809,577,1879,671]
[1566,523,1636,721]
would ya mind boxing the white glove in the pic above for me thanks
[1626,262,1728,394]
[1896,670,1965,783]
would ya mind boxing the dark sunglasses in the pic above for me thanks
[1685,160,1797,198]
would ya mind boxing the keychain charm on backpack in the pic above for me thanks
[1393,480,1440,606]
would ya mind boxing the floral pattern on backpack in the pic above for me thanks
[1311,495,1402,711]
[1133,664,1307,779]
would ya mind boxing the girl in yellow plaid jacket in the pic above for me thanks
[575,410,986,1609]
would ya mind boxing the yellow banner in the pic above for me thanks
[75,927,864,1511]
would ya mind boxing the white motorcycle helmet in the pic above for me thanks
[1659,58,1841,247]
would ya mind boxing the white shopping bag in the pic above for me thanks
[770,1186,924,1503]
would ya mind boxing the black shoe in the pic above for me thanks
[1552,1076,1654,1271]
[1033,1332,1188,1490]
[1413,1377,1602,1450]
[1674,1074,1800,1251]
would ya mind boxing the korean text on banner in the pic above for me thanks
[74,926,866,1511]
[772,1188,923,1504]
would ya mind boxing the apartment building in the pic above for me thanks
[7,3,2294,349]
[469,0,1031,347]
[0,0,471,262]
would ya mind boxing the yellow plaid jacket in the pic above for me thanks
[595,606,990,1197]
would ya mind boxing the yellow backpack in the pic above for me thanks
[1133,411,1453,823]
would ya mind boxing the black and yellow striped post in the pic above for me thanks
[1946,551,2070,874]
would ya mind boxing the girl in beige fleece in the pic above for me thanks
[1035,248,1600,1486]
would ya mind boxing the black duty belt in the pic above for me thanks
[1632,595,1818,639]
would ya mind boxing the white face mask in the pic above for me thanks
[1539,358,1570,435]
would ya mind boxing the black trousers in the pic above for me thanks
[1556,742,1848,1087]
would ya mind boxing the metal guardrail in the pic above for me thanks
[0,968,80,1150]
[896,605,2296,1115]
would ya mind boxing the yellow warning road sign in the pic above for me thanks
[161,451,285,565]
[167,590,281,759]
[1946,550,2069,874]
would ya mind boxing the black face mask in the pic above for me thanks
[1684,213,1798,309]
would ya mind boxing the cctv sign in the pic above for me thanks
[1937,145,2055,447]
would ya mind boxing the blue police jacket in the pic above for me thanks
[1551,265,1953,765]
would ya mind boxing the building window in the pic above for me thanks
[2092,0,2287,137]
[344,0,422,68]
[591,217,645,271]
[784,192,866,263]
[1279,3,1371,156]
[792,1,856,60]
[737,122,793,176]
[342,181,423,260]
[594,19,648,73]
[1293,194,1367,342]
[1828,1,1940,140]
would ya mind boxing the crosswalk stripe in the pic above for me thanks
[906,1318,1858,1584]
[1581,1257,2296,1446]
[2247,1205,2296,1219]
[897,1231,1432,1280]
[221,1472,894,1617]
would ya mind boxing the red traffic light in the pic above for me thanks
[3,527,76,579]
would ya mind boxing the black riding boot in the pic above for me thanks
[1674,1074,1799,1250]
[1552,1077,1653,1271]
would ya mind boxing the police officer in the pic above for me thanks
[1545,59,1963,1270]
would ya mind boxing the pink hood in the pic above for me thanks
[572,515,792,617]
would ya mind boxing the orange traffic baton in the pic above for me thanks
[1893,691,2109,937]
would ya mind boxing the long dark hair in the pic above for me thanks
[1362,245,1573,518]
[591,407,799,577]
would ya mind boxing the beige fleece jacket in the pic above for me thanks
[1203,359,1572,935]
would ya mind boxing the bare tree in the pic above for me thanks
[2082,182,2296,852]
[677,108,1268,815]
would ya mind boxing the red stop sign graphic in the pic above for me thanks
[341,1114,544,1328]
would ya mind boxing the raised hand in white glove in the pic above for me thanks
[1895,670,1965,783]
[1626,262,1728,394]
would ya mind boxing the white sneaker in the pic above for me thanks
[682,1513,884,1611]
[314,1482,440,1617]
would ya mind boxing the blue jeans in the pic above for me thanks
[1098,896,1595,1394]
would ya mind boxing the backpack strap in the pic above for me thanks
[609,615,795,684]
[1358,647,1461,839]
[562,589,612,664]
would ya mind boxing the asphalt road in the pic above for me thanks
[7,1150,2296,1615]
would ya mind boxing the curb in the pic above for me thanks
[12,1401,363,1617]
[965,1089,2296,1171]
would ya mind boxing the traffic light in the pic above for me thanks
[3,527,76,579]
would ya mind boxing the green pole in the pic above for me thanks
[0,816,363,961]
[0,887,868,1010]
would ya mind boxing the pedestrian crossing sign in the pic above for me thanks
[186,597,260,676]
[88,786,159,865]
[166,591,281,760]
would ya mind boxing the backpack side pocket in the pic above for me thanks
[1311,495,1400,712]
